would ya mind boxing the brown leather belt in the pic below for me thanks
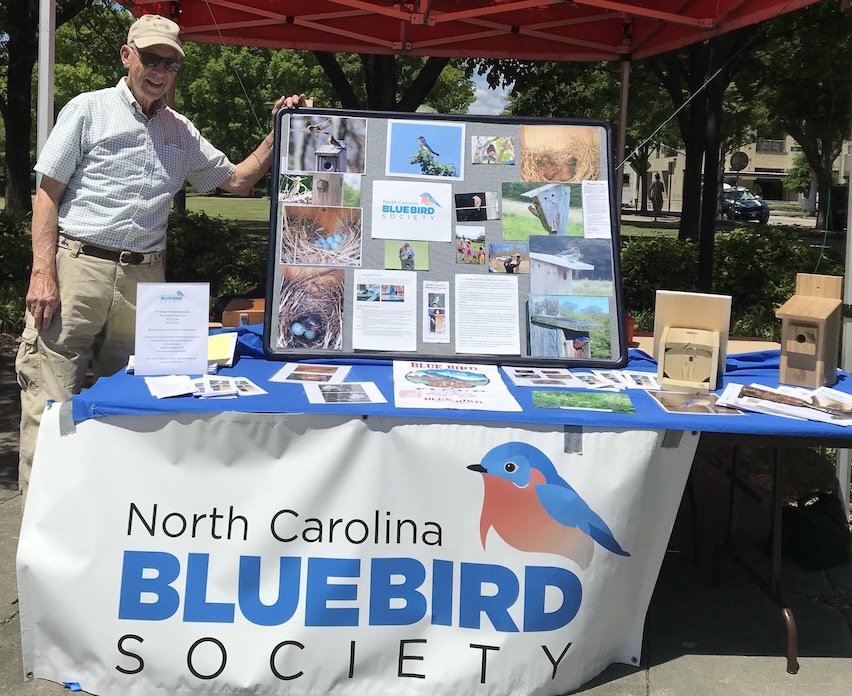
[79,244,147,265]
[58,235,161,266]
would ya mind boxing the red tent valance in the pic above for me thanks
[121,0,821,61]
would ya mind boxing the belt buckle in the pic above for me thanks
[118,250,134,266]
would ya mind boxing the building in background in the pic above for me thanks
[621,135,852,211]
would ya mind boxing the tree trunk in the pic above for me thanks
[2,0,39,215]
[696,40,726,292]
[314,52,449,112]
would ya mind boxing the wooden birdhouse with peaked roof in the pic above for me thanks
[775,273,842,388]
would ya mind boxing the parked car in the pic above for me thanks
[721,186,770,224]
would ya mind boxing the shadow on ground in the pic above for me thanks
[0,356,19,490]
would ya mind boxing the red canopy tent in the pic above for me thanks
[121,0,818,61]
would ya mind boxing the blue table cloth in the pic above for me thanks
[70,325,851,440]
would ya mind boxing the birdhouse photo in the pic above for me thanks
[286,114,367,174]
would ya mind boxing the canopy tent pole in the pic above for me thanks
[838,97,852,513]
[37,0,56,159]
[615,58,630,213]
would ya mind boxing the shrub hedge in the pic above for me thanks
[621,227,843,339]
[0,211,844,342]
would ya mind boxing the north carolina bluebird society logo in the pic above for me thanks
[380,191,440,219]
[468,442,630,569]
[111,442,621,682]
[159,290,185,303]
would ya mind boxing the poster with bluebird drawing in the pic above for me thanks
[386,119,465,180]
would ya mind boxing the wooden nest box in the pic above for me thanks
[657,327,720,394]
[775,273,842,388]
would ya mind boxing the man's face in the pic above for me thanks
[121,43,181,111]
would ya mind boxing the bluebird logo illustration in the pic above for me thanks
[468,442,630,569]
[160,290,185,303]
[419,191,442,208]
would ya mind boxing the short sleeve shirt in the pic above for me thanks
[34,78,237,252]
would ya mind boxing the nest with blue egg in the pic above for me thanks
[277,267,344,350]
[280,205,362,267]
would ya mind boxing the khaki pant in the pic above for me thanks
[16,244,164,494]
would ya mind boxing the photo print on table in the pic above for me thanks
[277,266,345,350]
[455,226,486,265]
[527,295,612,360]
[528,236,613,296]
[386,119,465,180]
[471,136,515,165]
[501,182,582,239]
[384,240,429,271]
[487,242,529,274]
[455,191,500,222]
[279,205,363,267]
[519,124,602,183]
[287,115,367,174]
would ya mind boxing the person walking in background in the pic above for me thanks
[15,13,307,497]
[649,172,665,221]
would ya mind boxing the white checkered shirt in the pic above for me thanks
[35,78,237,252]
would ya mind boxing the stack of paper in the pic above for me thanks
[717,383,852,425]
[208,332,238,367]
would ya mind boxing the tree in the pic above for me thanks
[465,58,680,213]
[313,53,474,113]
[784,153,813,197]
[645,29,757,243]
[0,0,104,215]
[746,0,852,228]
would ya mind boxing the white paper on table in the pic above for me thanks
[618,370,661,390]
[581,180,612,239]
[716,382,852,424]
[502,365,586,389]
[143,375,196,399]
[134,282,210,376]
[352,270,418,351]
[393,360,522,412]
[192,376,239,398]
[454,274,520,355]
[270,362,351,384]
[303,381,387,405]
[233,377,268,396]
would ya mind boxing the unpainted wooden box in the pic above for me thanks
[657,326,720,393]
[775,274,842,388]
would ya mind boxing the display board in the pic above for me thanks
[264,109,626,367]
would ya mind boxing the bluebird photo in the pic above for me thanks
[386,119,465,180]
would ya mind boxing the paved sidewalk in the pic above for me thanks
[0,353,850,695]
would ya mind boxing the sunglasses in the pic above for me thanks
[132,46,182,73]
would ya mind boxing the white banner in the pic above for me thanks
[18,405,697,695]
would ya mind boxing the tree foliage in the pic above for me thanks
[1,5,474,211]
[744,0,852,228]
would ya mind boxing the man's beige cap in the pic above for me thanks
[127,14,184,57]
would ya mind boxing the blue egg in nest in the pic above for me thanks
[290,322,305,337]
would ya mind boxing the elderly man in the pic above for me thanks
[16,14,306,495]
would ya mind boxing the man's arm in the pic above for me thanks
[27,176,67,332]
[219,93,308,196]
